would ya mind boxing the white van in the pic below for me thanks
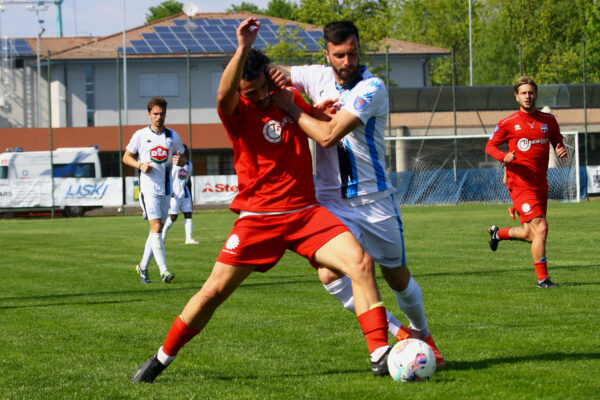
[0,147,102,216]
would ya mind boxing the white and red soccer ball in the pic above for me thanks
[387,338,436,382]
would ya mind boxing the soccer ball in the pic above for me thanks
[387,338,436,382]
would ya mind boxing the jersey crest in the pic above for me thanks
[150,146,168,164]
[177,169,188,180]
[263,119,283,143]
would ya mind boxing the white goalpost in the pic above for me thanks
[384,131,580,206]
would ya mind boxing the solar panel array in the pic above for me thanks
[1,39,35,57]
[118,18,322,55]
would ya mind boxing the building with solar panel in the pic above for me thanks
[0,12,450,176]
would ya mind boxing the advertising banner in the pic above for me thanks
[193,175,238,204]
[587,165,600,194]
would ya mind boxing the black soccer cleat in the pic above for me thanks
[488,225,499,251]
[371,347,391,377]
[537,278,559,288]
[130,355,168,383]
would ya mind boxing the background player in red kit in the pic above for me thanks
[130,18,391,383]
[485,76,567,288]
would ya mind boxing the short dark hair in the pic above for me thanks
[147,97,167,112]
[242,49,270,82]
[514,76,538,94]
[323,21,360,46]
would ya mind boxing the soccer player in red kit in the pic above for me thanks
[130,18,391,383]
[485,76,567,288]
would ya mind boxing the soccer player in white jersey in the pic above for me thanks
[162,144,199,245]
[270,21,445,367]
[123,97,186,284]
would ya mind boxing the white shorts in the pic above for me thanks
[139,192,170,222]
[168,195,193,215]
[321,193,406,267]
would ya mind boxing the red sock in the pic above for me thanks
[357,306,388,354]
[498,228,511,240]
[162,315,201,356]
[534,260,548,281]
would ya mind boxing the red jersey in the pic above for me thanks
[218,89,316,213]
[486,110,564,191]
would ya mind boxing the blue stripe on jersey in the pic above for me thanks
[365,117,388,192]
[339,139,359,198]
[165,165,172,196]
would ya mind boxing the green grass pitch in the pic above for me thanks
[1,201,599,399]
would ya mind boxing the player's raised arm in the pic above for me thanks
[216,18,261,116]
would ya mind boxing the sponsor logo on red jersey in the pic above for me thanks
[149,146,168,164]
[518,138,548,152]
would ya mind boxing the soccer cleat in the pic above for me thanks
[488,225,499,251]
[185,239,199,245]
[395,327,446,368]
[136,264,151,284]
[371,347,391,376]
[130,354,167,383]
[423,334,447,368]
[537,277,559,288]
[161,271,175,283]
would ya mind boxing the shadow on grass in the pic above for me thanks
[444,351,600,371]
[0,275,318,307]
[415,263,600,279]
[0,299,145,309]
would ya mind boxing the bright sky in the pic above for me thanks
[0,0,271,38]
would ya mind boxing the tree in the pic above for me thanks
[145,0,183,23]
[227,2,264,14]
[264,0,299,19]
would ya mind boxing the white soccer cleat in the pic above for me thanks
[185,239,199,245]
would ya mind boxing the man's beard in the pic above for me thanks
[333,64,359,84]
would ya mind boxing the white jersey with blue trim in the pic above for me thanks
[126,126,185,196]
[171,160,193,199]
[291,64,393,205]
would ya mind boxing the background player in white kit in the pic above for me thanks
[123,97,186,284]
[162,144,199,245]
[270,21,445,367]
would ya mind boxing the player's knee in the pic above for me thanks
[318,267,344,285]
[352,251,374,280]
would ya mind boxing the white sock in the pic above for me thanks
[157,346,176,366]
[394,277,429,337]
[370,345,390,362]
[386,312,402,338]
[184,218,193,241]
[162,218,175,241]
[324,276,404,337]
[150,232,168,274]
[140,234,154,269]
[323,276,355,313]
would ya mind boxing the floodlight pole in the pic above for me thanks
[122,0,128,125]
[468,0,473,86]
[27,4,47,127]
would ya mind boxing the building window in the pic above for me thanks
[206,154,219,175]
[85,65,95,127]
[139,73,178,97]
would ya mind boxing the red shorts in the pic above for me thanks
[216,205,349,272]
[509,187,547,224]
